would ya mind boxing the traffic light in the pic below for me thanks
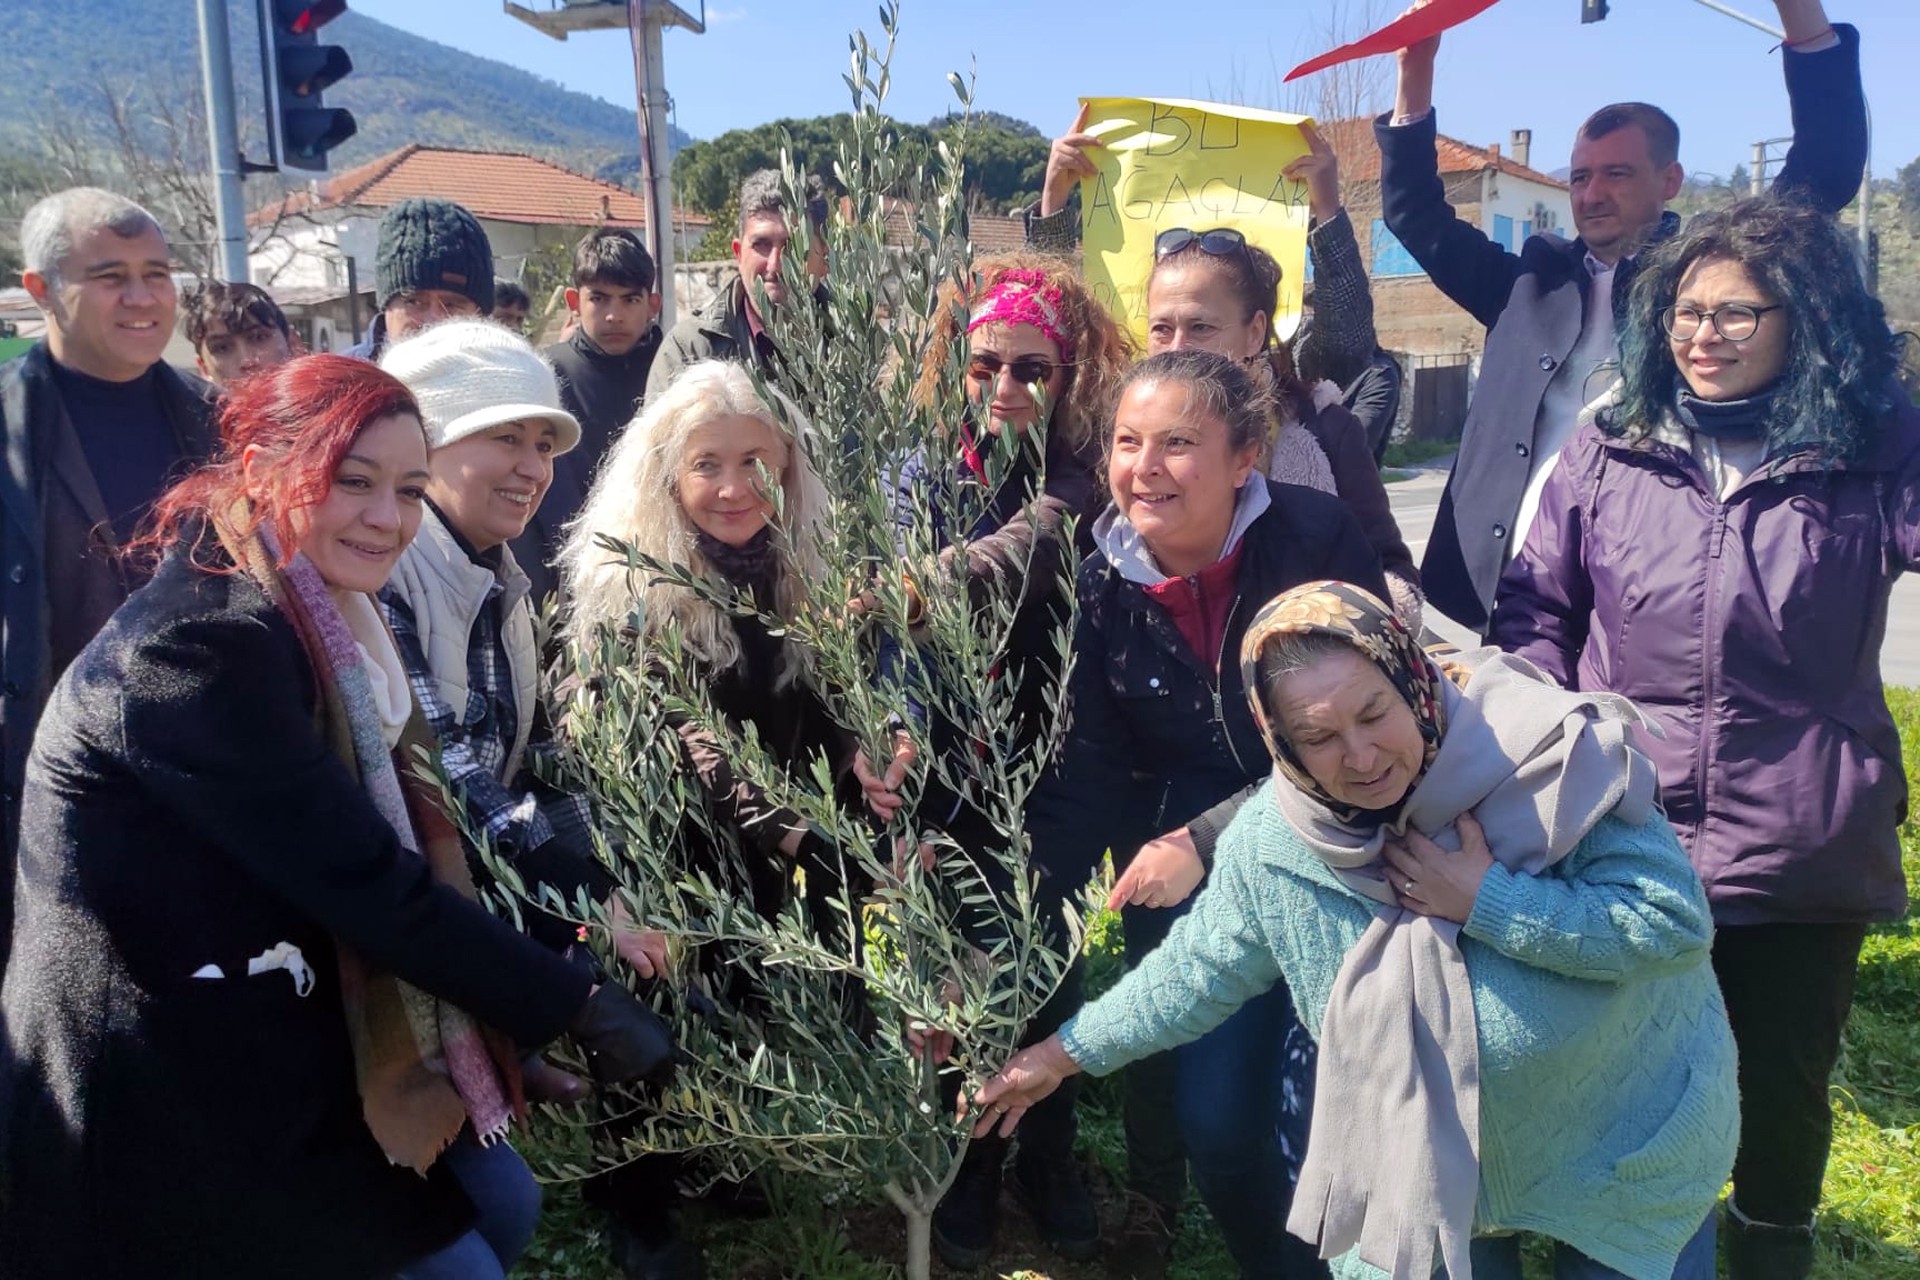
[1582,0,1610,20]
[265,0,356,171]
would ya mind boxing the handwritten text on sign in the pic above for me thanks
[1076,97,1313,348]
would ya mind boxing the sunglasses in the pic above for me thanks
[1154,226,1258,271]
[967,352,1060,386]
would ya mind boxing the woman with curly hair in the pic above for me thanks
[895,251,1134,1268]
[1492,196,1919,1280]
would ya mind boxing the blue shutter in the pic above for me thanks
[1370,219,1423,278]
[1493,214,1515,251]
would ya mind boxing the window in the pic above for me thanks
[1521,219,1534,245]
[1493,214,1515,252]
[1370,219,1424,278]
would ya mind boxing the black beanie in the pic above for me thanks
[373,198,495,313]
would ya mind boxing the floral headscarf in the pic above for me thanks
[1239,580,1466,826]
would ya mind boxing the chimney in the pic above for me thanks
[1510,128,1532,169]
[1487,142,1502,162]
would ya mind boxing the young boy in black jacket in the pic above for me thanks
[511,228,664,607]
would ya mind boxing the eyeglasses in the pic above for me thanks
[1660,303,1784,343]
[1153,227,1261,277]
[967,352,1059,386]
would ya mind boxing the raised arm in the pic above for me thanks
[1288,122,1377,389]
[1375,19,1525,330]
[1769,10,1866,215]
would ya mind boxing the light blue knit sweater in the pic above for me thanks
[1061,793,1739,1280]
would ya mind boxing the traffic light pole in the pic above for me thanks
[197,0,253,283]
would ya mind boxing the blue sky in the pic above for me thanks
[350,0,1920,182]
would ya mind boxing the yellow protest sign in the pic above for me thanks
[1075,97,1314,348]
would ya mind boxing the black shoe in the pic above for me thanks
[931,1142,1005,1271]
[1013,1150,1099,1261]
[610,1218,706,1280]
[1102,1191,1177,1280]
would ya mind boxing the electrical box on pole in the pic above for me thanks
[264,0,357,172]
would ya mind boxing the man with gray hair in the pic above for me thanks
[645,168,828,400]
[0,186,217,951]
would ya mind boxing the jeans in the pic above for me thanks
[1712,921,1869,1227]
[398,1135,543,1280]
[1120,897,1324,1280]
[1460,1211,1717,1280]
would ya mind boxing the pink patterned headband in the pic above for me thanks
[967,270,1073,356]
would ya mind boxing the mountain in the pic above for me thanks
[0,0,691,180]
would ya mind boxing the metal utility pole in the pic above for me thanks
[197,0,252,283]
[504,0,705,331]
[1684,0,1782,37]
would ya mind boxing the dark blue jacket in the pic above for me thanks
[1026,479,1386,893]
[1375,25,1867,630]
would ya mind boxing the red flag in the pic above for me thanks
[1285,0,1503,82]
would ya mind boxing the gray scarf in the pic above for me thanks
[1276,649,1659,1279]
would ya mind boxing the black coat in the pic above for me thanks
[0,345,217,953]
[908,429,1100,843]
[0,552,591,1279]
[1026,478,1386,892]
[512,327,663,608]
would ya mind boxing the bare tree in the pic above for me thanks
[25,67,314,283]
[1283,0,1394,127]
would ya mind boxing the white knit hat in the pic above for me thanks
[379,317,581,454]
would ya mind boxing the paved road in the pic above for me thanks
[1385,469,1920,689]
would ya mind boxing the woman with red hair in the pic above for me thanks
[0,355,670,1280]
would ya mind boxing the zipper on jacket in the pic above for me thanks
[1212,591,1252,775]
[1695,503,1730,832]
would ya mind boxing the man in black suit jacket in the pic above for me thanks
[0,187,218,953]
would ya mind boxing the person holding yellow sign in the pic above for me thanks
[1140,225,1422,630]
[1027,106,1377,396]
[1028,105,1421,626]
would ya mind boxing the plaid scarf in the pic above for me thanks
[221,517,525,1173]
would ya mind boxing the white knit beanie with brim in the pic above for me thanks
[379,317,582,455]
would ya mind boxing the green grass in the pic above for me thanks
[1812,686,1920,1279]
[1380,438,1459,469]
[521,692,1920,1279]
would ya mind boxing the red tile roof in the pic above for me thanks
[248,144,709,231]
[1320,118,1567,190]
[830,196,1026,253]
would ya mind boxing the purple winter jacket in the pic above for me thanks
[1491,405,1920,927]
